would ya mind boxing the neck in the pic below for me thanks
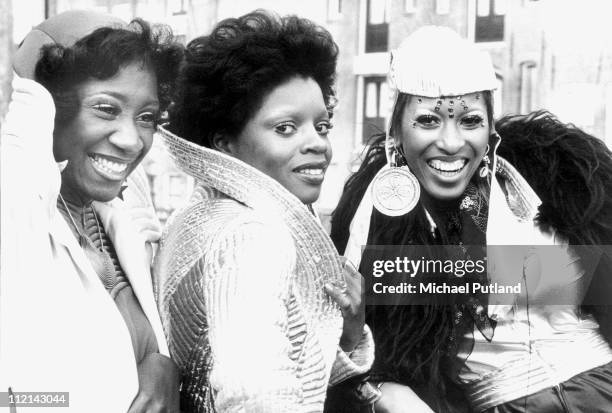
[420,192,461,214]
[60,183,92,208]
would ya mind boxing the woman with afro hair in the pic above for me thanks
[154,10,374,413]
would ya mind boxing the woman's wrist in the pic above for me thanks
[339,336,358,353]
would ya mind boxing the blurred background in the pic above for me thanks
[8,0,612,226]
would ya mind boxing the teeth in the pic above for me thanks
[427,159,467,172]
[297,168,324,175]
[90,155,128,174]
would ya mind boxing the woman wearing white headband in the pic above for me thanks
[332,26,612,412]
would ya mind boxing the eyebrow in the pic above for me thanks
[414,105,485,113]
[262,107,329,122]
[91,91,159,107]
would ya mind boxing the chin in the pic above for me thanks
[295,190,321,205]
[426,185,468,202]
[87,186,122,203]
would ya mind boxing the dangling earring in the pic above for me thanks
[371,143,420,216]
[479,145,491,178]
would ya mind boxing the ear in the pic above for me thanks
[212,133,236,155]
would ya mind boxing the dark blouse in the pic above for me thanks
[60,201,158,363]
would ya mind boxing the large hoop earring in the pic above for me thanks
[371,144,420,216]
[479,144,491,178]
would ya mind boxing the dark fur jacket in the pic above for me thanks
[495,111,612,344]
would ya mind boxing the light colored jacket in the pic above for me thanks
[154,128,374,413]
[0,75,167,412]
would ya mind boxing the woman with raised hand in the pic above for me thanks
[1,10,184,412]
[332,26,612,412]
[154,10,374,412]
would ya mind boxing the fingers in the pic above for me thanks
[341,258,361,279]
[342,259,363,301]
[325,259,364,306]
[324,283,351,309]
[329,259,367,352]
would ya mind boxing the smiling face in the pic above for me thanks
[221,76,333,204]
[396,93,490,201]
[54,62,159,204]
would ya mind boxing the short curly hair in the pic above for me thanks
[35,19,184,127]
[168,10,339,148]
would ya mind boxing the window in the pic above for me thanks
[169,0,187,15]
[366,0,389,52]
[362,76,389,142]
[328,0,342,20]
[520,62,536,113]
[404,0,417,13]
[436,0,450,14]
[365,82,379,118]
[475,0,505,42]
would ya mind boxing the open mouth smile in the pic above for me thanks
[293,162,328,184]
[88,154,132,180]
[427,159,468,177]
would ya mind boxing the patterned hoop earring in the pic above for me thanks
[479,144,491,178]
[371,144,420,216]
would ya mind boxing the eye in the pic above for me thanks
[137,111,159,128]
[461,114,484,128]
[315,121,333,136]
[415,114,440,128]
[93,103,119,117]
[274,122,297,136]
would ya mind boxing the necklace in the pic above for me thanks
[58,193,102,248]
[57,194,118,289]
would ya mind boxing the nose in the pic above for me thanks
[301,127,329,155]
[108,119,143,155]
[435,123,465,154]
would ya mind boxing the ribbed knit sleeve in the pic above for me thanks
[203,211,304,412]
[329,324,375,385]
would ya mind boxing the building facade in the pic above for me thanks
[17,0,612,221]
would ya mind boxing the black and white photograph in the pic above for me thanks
[2,0,612,412]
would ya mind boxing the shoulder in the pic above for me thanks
[154,193,296,299]
[158,194,294,269]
